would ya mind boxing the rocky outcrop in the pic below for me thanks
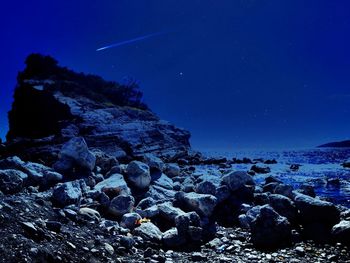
[4,54,191,163]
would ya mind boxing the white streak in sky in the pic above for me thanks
[96,31,167,52]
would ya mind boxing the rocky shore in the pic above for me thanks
[0,54,350,262]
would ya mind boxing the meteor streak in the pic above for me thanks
[96,31,167,52]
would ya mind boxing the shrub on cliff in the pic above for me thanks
[18,54,148,110]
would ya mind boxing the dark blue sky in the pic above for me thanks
[1,0,350,150]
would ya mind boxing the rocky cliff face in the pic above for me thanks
[3,54,191,163]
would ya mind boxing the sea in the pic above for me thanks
[205,148,350,207]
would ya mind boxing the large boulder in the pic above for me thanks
[145,185,176,202]
[164,163,181,178]
[195,180,216,195]
[250,205,292,248]
[175,192,217,217]
[221,171,255,192]
[54,137,96,172]
[133,222,162,242]
[0,169,27,194]
[152,173,174,190]
[294,193,340,225]
[108,195,135,217]
[158,202,185,223]
[162,228,186,247]
[269,194,298,224]
[142,153,165,172]
[52,181,82,207]
[332,220,350,244]
[0,156,62,186]
[126,161,151,189]
[94,174,131,197]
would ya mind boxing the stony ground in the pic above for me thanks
[1,192,349,263]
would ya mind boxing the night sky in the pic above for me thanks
[1,0,350,151]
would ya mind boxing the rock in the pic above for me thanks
[78,207,101,221]
[175,212,201,236]
[146,185,176,202]
[108,195,135,217]
[215,185,231,203]
[142,153,165,172]
[152,173,174,190]
[94,173,131,197]
[263,182,279,193]
[327,178,341,187]
[175,192,217,217]
[162,228,186,247]
[195,181,216,195]
[250,205,292,248]
[92,149,119,174]
[191,252,206,262]
[0,169,26,194]
[290,164,301,171]
[294,193,340,225]
[269,194,298,223]
[126,161,151,189]
[158,202,185,222]
[332,220,350,244]
[52,181,82,207]
[296,184,316,198]
[295,246,305,256]
[54,137,96,172]
[221,171,255,192]
[136,205,159,219]
[265,176,282,184]
[120,213,142,229]
[164,163,181,178]
[250,165,271,174]
[133,222,162,242]
[274,184,294,199]
[238,205,263,229]
[104,243,114,256]
[137,197,156,210]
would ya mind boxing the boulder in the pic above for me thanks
[294,193,340,225]
[126,161,151,189]
[251,165,271,174]
[152,173,174,190]
[0,169,26,194]
[158,202,185,222]
[296,184,316,198]
[332,220,350,244]
[162,228,186,247]
[250,205,292,248]
[145,185,176,202]
[195,181,216,195]
[108,195,135,217]
[133,222,162,242]
[221,171,255,192]
[164,163,181,178]
[94,174,131,197]
[92,149,119,175]
[274,184,294,199]
[175,192,217,217]
[142,153,165,172]
[120,213,142,229]
[52,181,82,207]
[54,137,96,172]
[269,194,298,224]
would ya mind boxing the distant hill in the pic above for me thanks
[318,140,350,148]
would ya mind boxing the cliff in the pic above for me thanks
[3,54,191,162]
